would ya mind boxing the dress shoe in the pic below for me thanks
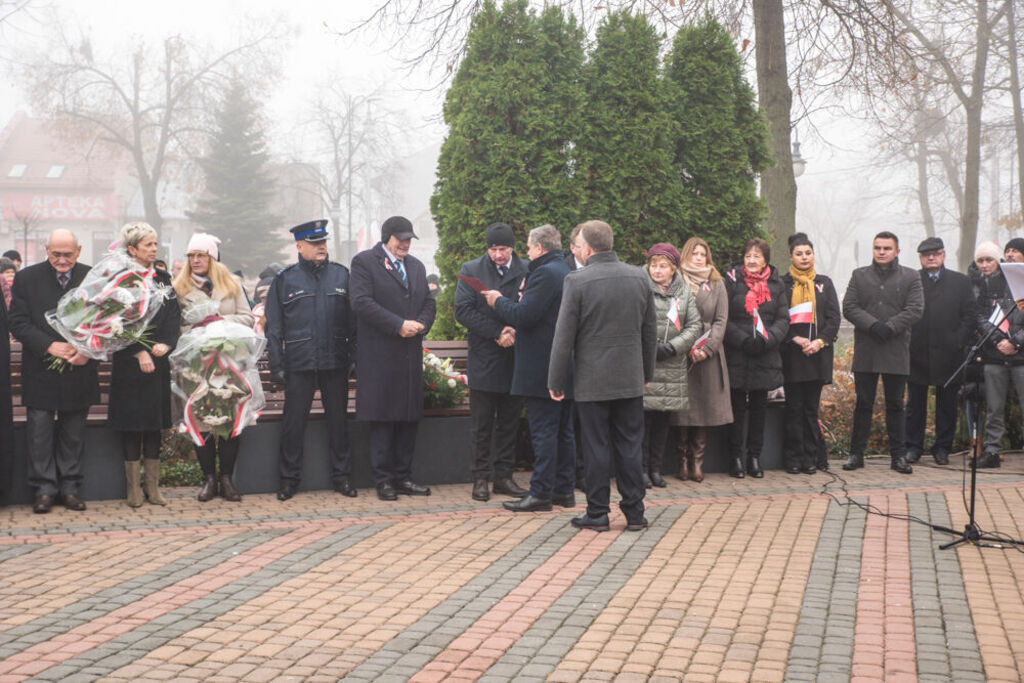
[747,456,764,478]
[801,465,817,475]
[818,460,830,471]
[571,513,610,532]
[333,478,357,498]
[62,492,87,511]
[785,466,802,475]
[32,493,54,514]
[472,479,490,502]
[277,481,298,501]
[377,482,398,501]
[393,479,431,496]
[197,474,217,502]
[842,454,864,470]
[642,472,653,489]
[905,448,922,464]
[729,457,745,478]
[932,448,950,466]
[502,494,552,512]
[891,456,913,474]
[493,477,528,498]
[551,492,576,508]
[220,475,242,502]
[649,470,667,488]
[626,518,649,532]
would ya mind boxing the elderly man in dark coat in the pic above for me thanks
[842,231,925,474]
[351,216,437,501]
[455,222,529,502]
[483,224,574,513]
[549,220,657,532]
[9,229,99,513]
[904,237,974,466]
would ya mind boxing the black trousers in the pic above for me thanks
[850,372,907,459]
[26,407,88,497]
[728,389,768,459]
[904,381,959,454]
[195,435,241,476]
[783,381,825,470]
[369,421,418,486]
[469,389,522,481]
[576,397,645,522]
[280,369,350,485]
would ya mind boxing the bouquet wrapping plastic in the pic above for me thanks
[170,302,267,445]
[422,348,468,409]
[45,249,169,360]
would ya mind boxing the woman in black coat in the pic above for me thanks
[723,238,789,478]
[780,233,841,474]
[108,222,180,507]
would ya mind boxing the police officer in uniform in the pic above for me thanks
[266,220,357,501]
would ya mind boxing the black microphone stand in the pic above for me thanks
[936,304,1024,550]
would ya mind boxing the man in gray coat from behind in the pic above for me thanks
[842,231,925,474]
[548,220,657,532]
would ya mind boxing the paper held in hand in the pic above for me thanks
[1001,263,1024,301]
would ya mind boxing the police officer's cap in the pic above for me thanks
[290,220,329,243]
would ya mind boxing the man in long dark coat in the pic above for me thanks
[454,222,528,502]
[350,216,436,501]
[9,229,99,513]
[905,237,974,465]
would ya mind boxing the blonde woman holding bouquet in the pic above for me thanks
[108,222,180,507]
[172,233,254,502]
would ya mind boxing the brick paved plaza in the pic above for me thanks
[1,456,1023,682]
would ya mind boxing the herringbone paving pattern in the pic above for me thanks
[1,455,1023,681]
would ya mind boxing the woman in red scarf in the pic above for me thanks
[722,238,790,477]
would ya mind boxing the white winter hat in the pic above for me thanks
[975,241,1001,263]
[187,232,221,261]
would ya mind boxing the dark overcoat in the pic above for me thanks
[843,261,924,375]
[453,252,526,393]
[973,268,1024,367]
[0,294,13,492]
[722,265,790,392]
[493,250,571,399]
[108,268,181,431]
[909,266,975,385]
[781,272,841,385]
[8,261,100,411]
[350,243,436,421]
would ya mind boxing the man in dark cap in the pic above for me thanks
[2,250,21,270]
[905,236,974,465]
[455,222,529,502]
[1005,238,1024,263]
[265,219,357,501]
[350,216,436,501]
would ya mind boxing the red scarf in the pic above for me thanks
[742,266,772,317]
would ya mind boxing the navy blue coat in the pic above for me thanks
[265,256,356,374]
[453,252,527,393]
[493,250,572,399]
[350,243,436,421]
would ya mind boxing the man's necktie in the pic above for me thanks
[498,265,507,277]
[394,259,408,285]
[58,273,69,290]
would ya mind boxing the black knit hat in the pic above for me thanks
[485,222,515,248]
[1005,238,1024,256]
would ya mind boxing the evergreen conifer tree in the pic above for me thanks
[430,0,584,337]
[188,78,281,275]
[665,15,773,266]
[574,11,683,264]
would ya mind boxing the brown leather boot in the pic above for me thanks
[675,427,690,481]
[219,475,241,502]
[690,428,706,483]
[125,462,144,508]
[197,474,217,502]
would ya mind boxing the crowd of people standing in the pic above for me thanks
[1,218,1022,529]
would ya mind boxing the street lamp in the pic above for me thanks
[792,132,807,178]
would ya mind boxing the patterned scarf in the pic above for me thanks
[742,266,772,317]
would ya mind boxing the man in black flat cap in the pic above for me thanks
[454,222,528,502]
[265,220,357,501]
[905,236,974,465]
[350,216,436,501]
